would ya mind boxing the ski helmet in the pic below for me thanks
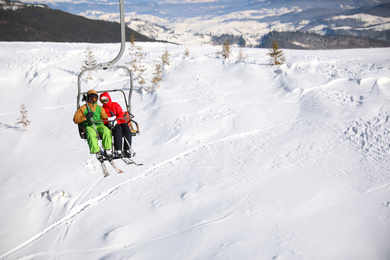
[87,90,98,103]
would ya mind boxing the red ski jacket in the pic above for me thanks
[99,92,126,124]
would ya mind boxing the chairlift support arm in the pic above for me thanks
[96,0,126,69]
[77,0,133,113]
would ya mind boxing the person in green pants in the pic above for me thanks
[73,90,112,159]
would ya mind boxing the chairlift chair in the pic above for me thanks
[76,0,139,157]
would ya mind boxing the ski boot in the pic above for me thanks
[104,149,113,161]
[114,150,124,158]
[124,149,132,158]
[96,151,104,163]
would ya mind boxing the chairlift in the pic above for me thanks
[76,0,139,160]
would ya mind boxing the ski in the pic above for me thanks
[127,157,143,166]
[119,156,143,166]
[96,152,110,177]
[120,157,133,165]
[101,162,110,177]
[108,160,123,173]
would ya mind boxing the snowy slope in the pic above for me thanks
[6,1,390,46]
[79,7,390,47]
[81,8,301,46]
[0,42,390,259]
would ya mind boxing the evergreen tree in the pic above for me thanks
[237,48,247,61]
[221,40,232,59]
[128,34,138,73]
[162,48,170,66]
[136,49,147,86]
[184,48,190,58]
[81,46,97,80]
[267,40,286,66]
[16,104,31,132]
[151,62,163,86]
[127,34,147,87]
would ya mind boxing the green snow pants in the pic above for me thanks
[85,124,112,154]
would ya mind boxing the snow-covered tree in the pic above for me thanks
[136,50,147,86]
[128,34,138,73]
[16,104,31,132]
[162,48,170,66]
[237,48,247,61]
[81,46,97,80]
[127,34,147,86]
[151,62,163,86]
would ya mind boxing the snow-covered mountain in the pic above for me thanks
[1,40,390,259]
[16,0,390,19]
[0,0,46,10]
[81,3,390,47]
[14,0,390,46]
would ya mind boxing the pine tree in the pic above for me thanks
[81,46,97,80]
[127,34,147,87]
[237,48,247,61]
[127,34,138,73]
[162,48,170,66]
[16,104,31,132]
[136,50,147,86]
[151,62,163,86]
[184,48,190,58]
[267,40,286,66]
[221,40,232,59]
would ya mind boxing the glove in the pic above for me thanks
[86,112,93,120]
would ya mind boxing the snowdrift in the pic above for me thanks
[0,42,389,259]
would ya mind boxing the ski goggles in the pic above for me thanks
[100,97,109,103]
[88,93,98,103]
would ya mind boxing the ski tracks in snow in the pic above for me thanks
[0,171,145,259]
[343,111,390,163]
[0,119,292,259]
[51,176,104,257]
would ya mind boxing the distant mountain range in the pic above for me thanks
[76,0,390,49]
[24,0,390,21]
[1,0,390,49]
[120,2,390,48]
[0,0,157,43]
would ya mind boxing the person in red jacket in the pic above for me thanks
[99,92,133,158]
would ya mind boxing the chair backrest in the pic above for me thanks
[78,124,87,139]
[78,124,103,139]
[123,111,139,136]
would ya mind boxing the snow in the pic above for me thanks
[1,42,390,259]
[328,13,390,29]
[80,8,302,46]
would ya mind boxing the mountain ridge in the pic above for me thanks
[0,1,158,43]
[120,2,390,48]
[1,0,390,49]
